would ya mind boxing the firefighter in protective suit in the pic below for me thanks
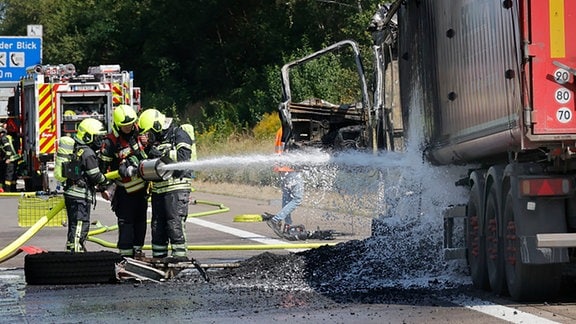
[56,118,110,252]
[99,104,149,258]
[138,109,193,261]
[0,127,21,192]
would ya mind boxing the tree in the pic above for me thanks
[0,0,384,133]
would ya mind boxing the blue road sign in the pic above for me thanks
[0,37,42,83]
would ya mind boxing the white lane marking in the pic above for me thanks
[447,295,561,324]
[187,217,306,252]
[97,196,304,251]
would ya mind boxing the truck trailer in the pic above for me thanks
[278,0,576,301]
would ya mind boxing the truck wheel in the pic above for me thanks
[484,185,507,295]
[503,192,561,301]
[466,183,489,290]
[25,251,123,285]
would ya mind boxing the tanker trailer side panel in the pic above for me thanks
[399,0,567,165]
[397,0,440,148]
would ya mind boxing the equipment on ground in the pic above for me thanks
[281,224,326,241]
[277,0,576,301]
[116,256,213,283]
[279,224,350,241]
[233,214,264,222]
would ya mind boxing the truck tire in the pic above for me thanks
[25,251,123,285]
[484,185,507,295]
[466,182,489,290]
[503,191,562,301]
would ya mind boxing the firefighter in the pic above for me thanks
[56,118,110,252]
[263,128,304,237]
[138,108,193,261]
[0,127,21,192]
[99,104,149,258]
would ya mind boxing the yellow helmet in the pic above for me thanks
[76,118,106,144]
[138,109,165,134]
[113,104,137,127]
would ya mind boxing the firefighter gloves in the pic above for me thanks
[118,163,138,178]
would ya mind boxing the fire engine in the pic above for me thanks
[11,63,141,191]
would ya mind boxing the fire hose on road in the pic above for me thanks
[0,169,123,263]
[0,159,338,264]
[0,192,65,263]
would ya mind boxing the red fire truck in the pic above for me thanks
[10,63,140,191]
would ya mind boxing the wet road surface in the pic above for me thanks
[1,187,576,323]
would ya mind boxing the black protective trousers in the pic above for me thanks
[112,186,148,257]
[4,161,17,191]
[64,195,91,252]
[150,189,190,258]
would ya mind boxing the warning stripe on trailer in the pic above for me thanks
[549,0,566,58]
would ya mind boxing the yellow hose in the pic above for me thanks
[0,192,42,197]
[87,236,335,250]
[0,168,328,262]
[0,200,65,262]
[86,202,330,251]
[0,171,120,263]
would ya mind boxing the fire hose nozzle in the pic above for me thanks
[138,156,175,181]
[105,157,174,182]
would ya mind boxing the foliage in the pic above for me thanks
[252,112,281,140]
[0,0,384,141]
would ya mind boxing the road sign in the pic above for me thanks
[0,37,42,83]
[27,25,43,37]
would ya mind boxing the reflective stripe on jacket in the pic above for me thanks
[1,135,20,162]
[100,129,148,194]
[150,126,193,194]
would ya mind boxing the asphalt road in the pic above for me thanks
[0,186,371,268]
[1,188,576,323]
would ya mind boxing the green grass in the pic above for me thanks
[197,133,274,158]
[195,133,277,187]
